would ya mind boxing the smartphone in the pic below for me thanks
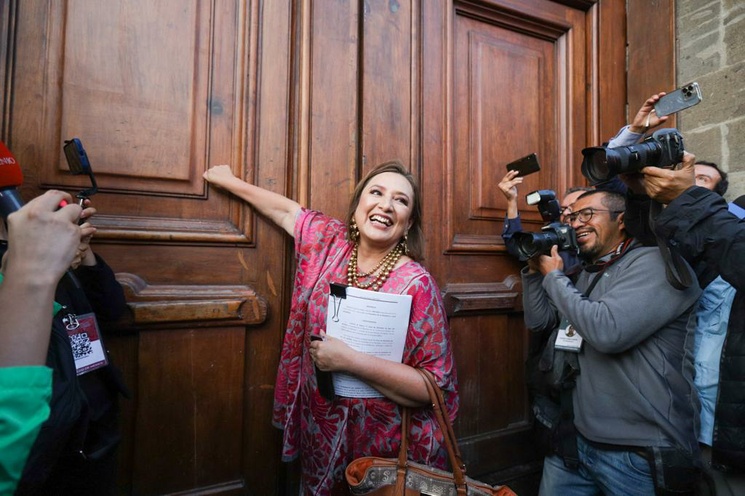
[654,82,702,117]
[506,153,541,177]
[63,138,92,175]
[63,138,98,201]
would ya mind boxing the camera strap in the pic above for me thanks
[648,201,694,290]
[583,238,637,276]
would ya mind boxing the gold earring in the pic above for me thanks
[401,232,409,255]
[349,219,360,242]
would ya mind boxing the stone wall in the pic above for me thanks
[676,0,745,200]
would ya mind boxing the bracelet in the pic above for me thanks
[643,113,652,131]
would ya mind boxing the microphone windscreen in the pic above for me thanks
[0,141,24,188]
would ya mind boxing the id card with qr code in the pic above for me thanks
[66,312,108,375]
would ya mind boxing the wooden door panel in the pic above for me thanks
[14,0,249,242]
[132,327,245,493]
[450,2,584,252]
[58,1,210,188]
[302,0,360,218]
[360,0,416,173]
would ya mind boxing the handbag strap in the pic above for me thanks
[398,368,467,494]
[394,406,410,493]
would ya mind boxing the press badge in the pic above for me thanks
[63,312,108,375]
[554,317,583,352]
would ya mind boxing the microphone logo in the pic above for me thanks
[0,141,26,219]
[0,141,24,186]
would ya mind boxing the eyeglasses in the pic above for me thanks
[565,207,624,224]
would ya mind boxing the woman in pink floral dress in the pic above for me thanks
[204,161,458,495]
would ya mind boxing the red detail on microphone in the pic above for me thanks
[0,141,24,187]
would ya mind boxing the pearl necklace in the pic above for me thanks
[347,243,403,291]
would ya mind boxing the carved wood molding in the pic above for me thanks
[442,274,522,316]
[455,0,578,41]
[447,234,508,254]
[115,273,267,328]
[91,215,250,244]
[457,0,597,18]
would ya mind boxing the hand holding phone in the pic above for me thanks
[654,83,702,117]
[506,153,541,177]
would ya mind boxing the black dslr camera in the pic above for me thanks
[580,128,685,184]
[510,190,579,261]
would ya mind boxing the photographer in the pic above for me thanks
[12,198,129,496]
[597,93,728,197]
[522,189,702,495]
[498,170,590,271]
[0,191,84,495]
[625,153,745,495]
[630,151,742,290]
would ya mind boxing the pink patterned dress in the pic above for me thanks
[272,209,459,495]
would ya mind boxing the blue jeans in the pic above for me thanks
[539,435,655,496]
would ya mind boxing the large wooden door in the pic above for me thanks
[1,0,671,494]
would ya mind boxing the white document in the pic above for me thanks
[325,284,412,398]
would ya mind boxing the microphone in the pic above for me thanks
[0,141,84,290]
[0,141,25,219]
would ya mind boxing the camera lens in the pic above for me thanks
[512,231,560,261]
[581,147,612,184]
[581,139,665,184]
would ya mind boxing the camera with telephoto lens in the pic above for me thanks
[510,190,579,261]
[580,128,685,184]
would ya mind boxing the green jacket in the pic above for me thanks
[0,366,52,495]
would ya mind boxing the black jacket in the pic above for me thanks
[628,186,745,472]
[17,254,128,495]
[712,290,745,471]
[653,187,745,291]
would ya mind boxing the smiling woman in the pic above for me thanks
[203,160,458,495]
[344,161,425,263]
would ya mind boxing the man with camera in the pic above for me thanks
[521,188,702,495]
[624,152,745,496]
[499,171,592,269]
[591,93,729,197]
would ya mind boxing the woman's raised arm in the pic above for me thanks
[204,165,301,236]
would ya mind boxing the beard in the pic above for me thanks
[578,240,602,262]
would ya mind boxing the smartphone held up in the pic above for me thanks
[63,138,98,204]
[506,153,541,177]
[654,82,702,117]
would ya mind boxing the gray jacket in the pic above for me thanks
[522,241,701,454]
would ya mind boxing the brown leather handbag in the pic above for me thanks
[345,368,518,496]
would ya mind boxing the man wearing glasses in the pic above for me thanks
[498,170,591,268]
[521,189,702,495]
